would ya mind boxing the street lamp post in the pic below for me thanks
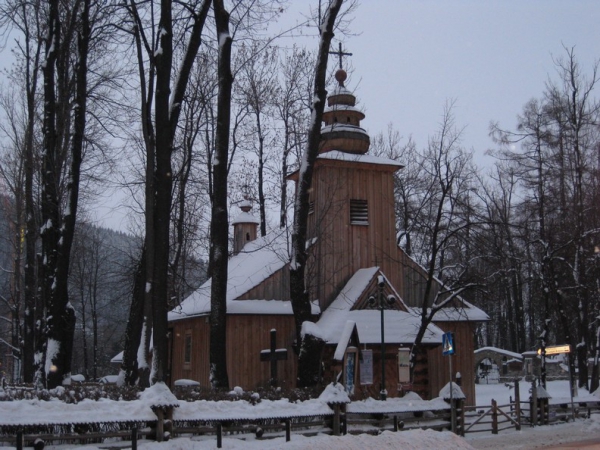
[369,275,395,401]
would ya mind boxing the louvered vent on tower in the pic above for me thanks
[350,199,368,225]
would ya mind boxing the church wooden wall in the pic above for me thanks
[170,314,297,390]
[308,160,403,310]
[322,344,431,400]
[427,321,477,406]
[170,317,210,385]
[396,247,440,308]
[236,266,291,301]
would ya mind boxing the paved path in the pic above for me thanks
[541,437,600,449]
[466,426,600,449]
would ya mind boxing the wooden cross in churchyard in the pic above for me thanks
[260,329,288,387]
[329,42,352,70]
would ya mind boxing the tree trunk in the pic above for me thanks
[150,0,174,386]
[290,0,343,388]
[121,250,146,385]
[121,0,211,387]
[45,0,91,388]
[209,0,233,390]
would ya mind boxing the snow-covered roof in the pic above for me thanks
[423,298,490,322]
[231,211,260,225]
[139,382,180,408]
[439,382,466,401]
[316,268,444,345]
[319,382,351,404]
[475,346,523,360]
[169,230,318,321]
[318,150,404,168]
[321,124,369,136]
[330,85,353,96]
[324,104,363,114]
[333,321,357,361]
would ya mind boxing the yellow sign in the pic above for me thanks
[537,344,570,355]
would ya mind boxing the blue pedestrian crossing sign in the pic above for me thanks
[442,332,455,356]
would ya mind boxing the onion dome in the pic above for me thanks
[320,69,370,155]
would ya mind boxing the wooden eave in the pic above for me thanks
[351,271,409,313]
[286,157,403,182]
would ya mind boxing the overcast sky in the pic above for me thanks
[9,1,595,230]
[299,0,600,169]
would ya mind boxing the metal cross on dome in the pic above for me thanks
[329,42,352,70]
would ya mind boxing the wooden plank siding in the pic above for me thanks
[171,317,211,386]
[427,322,477,406]
[170,314,297,390]
[308,159,403,311]
[236,266,291,301]
[321,344,433,400]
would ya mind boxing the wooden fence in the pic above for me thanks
[3,391,600,448]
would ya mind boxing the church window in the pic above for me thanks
[184,332,192,365]
[350,199,368,225]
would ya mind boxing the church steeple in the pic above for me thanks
[231,198,259,255]
[320,56,370,155]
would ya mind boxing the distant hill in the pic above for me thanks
[0,194,206,380]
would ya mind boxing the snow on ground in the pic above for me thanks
[2,381,600,449]
[466,380,600,449]
[2,430,473,450]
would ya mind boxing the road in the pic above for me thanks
[465,422,600,449]
[542,437,600,449]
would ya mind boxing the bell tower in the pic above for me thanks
[231,198,259,255]
[302,65,404,310]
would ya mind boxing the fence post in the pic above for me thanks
[153,408,164,442]
[217,423,222,449]
[457,399,465,437]
[514,379,521,431]
[285,419,291,442]
[131,426,138,450]
[394,415,399,432]
[492,399,498,434]
[332,404,341,436]
[16,430,23,450]
[531,382,538,426]
[541,399,548,425]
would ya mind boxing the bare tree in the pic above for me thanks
[370,124,419,255]
[275,46,313,229]
[488,47,600,390]
[235,42,279,237]
[36,0,93,388]
[404,102,481,377]
[0,0,44,384]
[208,0,233,390]
[119,0,211,386]
[289,0,344,388]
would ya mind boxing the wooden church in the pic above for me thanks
[167,67,488,405]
